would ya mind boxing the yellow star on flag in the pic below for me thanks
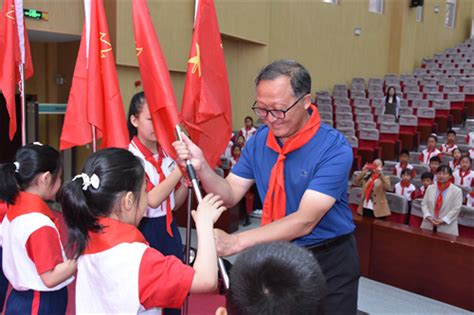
[188,42,201,77]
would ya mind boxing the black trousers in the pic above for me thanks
[309,234,360,315]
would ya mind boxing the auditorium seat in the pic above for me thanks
[355,105,372,115]
[317,104,333,113]
[409,151,421,165]
[357,121,377,130]
[432,99,452,132]
[316,96,332,106]
[399,115,419,151]
[320,111,333,121]
[458,206,474,238]
[358,128,380,165]
[409,198,424,228]
[348,186,363,215]
[377,114,395,124]
[334,97,350,107]
[446,92,465,124]
[412,164,429,176]
[399,107,413,116]
[379,122,400,161]
[386,192,409,224]
[353,97,370,107]
[336,119,354,129]
[417,107,436,143]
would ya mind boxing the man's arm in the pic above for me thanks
[215,189,336,257]
[173,133,254,207]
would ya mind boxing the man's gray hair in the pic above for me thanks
[255,59,311,98]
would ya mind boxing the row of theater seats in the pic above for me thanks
[313,39,474,165]
[347,186,474,238]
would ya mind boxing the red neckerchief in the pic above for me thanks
[84,217,147,255]
[0,201,7,222]
[262,105,321,225]
[426,148,435,163]
[365,173,380,203]
[132,136,174,237]
[452,159,460,169]
[400,180,411,195]
[435,181,451,218]
[458,168,471,186]
[7,191,60,231]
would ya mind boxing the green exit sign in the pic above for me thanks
[24,9,48,21]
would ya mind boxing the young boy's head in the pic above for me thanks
[218,242,326,315]
[421,172,434,188]
[244,116,254,129]
[232,144,242,158]
[427,134,438,150]
[399,149,410,164]
[447,130,456,144]
[429,156,441,173]
[401,169,412,182]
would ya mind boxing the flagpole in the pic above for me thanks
[19,63,26,145]
[91,125,97,152]
[176,125,230,291]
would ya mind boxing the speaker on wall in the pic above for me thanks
[410,0,424,7]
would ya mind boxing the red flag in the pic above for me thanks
[0,0,34,140]
[181,0,232,169]
[132,0,180,160]
[60,0,128,150]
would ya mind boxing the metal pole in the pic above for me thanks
[91,125,97,152]
[182,185,193,315]
[20,63,26,145]
[175,125,230,291]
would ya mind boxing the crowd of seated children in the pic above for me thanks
[419,134,442,166]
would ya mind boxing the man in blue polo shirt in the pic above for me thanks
[174,59,360,314]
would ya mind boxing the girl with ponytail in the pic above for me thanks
[0,143,76,314]
[61,148,225,314]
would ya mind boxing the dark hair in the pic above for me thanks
[227,242,325,315]
[386,86,397,98]
[429,156,441,164]
[452,148,462,156]
[60,148,145,258]
[255,60,311,98]
[127,91,146,139]
[436,165,452,175]
[427,134,438,143]
[231,144,241,152]
[399,149,410,157]
[421,172,434,181]
[0,144,61,204]
[401,169,412,177]
[447,129,456,136]
[244,116,253,123]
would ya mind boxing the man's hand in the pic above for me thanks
[172,132,206,171]
[214,228,240,257]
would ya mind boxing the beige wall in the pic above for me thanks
[9,0,473,147]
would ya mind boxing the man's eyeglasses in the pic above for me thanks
[251,94,307,120]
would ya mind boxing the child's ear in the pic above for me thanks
[215,307,227,315]
[121,191,135,212]
[38,171,52,187]
[130,114,139,128]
